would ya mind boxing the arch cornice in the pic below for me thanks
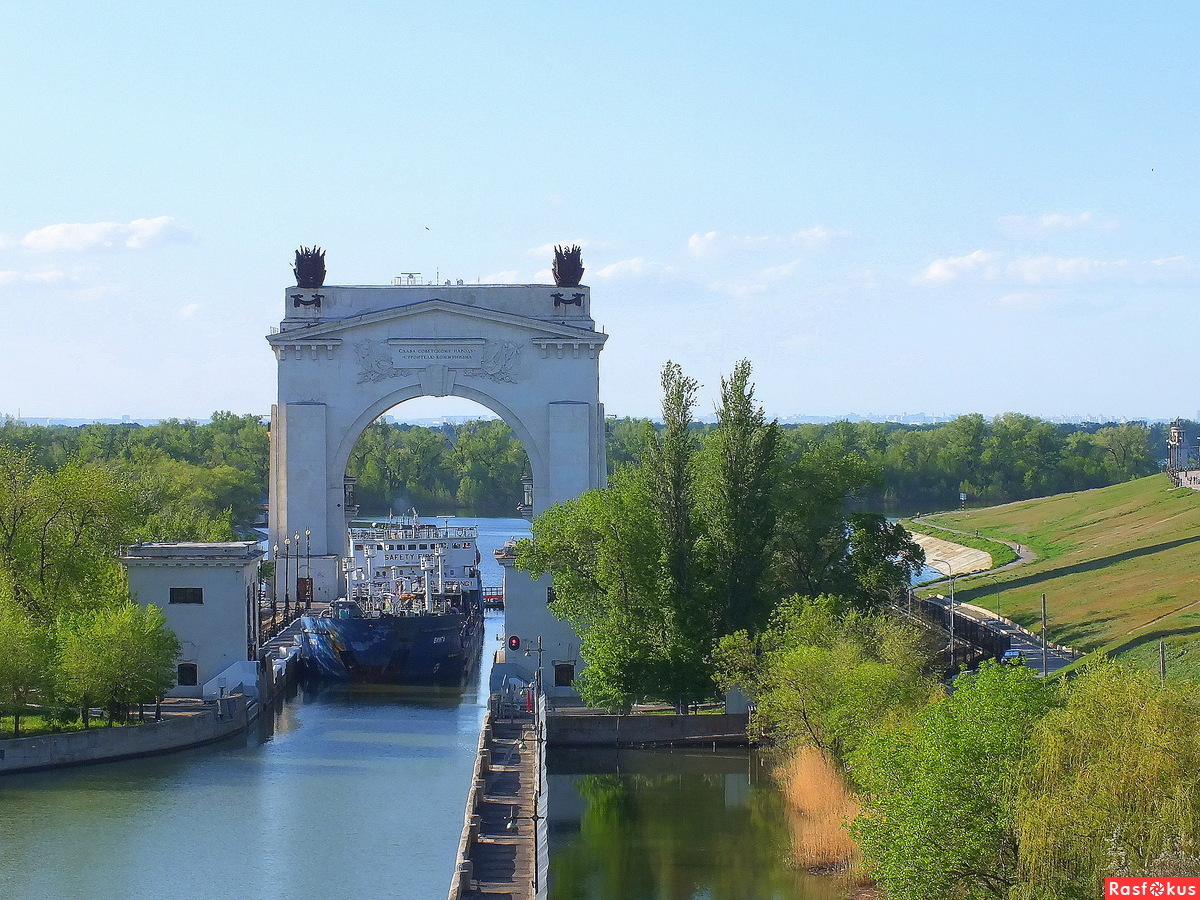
[267,298,607,347]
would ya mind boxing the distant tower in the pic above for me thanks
[1168,418,1186,480]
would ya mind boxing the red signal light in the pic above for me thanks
[507,635,521,652]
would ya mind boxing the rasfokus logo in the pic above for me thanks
[1106,878,1200,896]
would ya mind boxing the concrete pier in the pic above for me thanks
[450,698,547,900]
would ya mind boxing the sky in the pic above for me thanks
[2,2,1198,423]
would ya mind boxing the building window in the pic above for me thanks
[177,663,198,686]
[169,587,203,604]
[554,663,575,687]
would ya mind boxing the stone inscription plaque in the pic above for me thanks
[356,338,522,384]
[388,339,485,369]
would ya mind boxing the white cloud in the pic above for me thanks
[687,231,720,257]
[1004,255,1122,285]
[758,260,800,281]
[995,291,1050,309]
[478,270,520,284]
[178,303,200,319]
[0,269,69,287]
[707,279,768,298]
[790,226,848,247]
[687,227,849,259]
[998,211,1118,237]
[707,261,803,298]
[918,250,999,283]
[593,257,652,279]
[919,250,1193,288]
[20,216,190,252]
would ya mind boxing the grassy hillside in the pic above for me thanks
[917,474,1200,679]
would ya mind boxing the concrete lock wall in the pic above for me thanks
[548,713,751,748]
[267,283,608,693]
[0,696,249,775]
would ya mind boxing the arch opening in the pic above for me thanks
[343,396,533,520]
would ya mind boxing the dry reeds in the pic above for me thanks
[777,746,862,874]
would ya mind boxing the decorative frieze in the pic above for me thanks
[273,340,341,360]
[531,338,604,359]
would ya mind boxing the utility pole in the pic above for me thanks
[1041,593,1048,678]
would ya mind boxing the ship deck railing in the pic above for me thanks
[350,524,477,541]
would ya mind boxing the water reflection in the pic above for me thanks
[548,749,852,900]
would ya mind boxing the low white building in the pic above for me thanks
[121,542,264,698]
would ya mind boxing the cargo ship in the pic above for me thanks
[299,514,485,683]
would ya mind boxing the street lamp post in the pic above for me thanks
[283,537,292,624]
[928,559,957,668]
[293,532,300,612]
[271,542,279,633]
[305,528,312,610]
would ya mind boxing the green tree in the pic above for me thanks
[1094,422,1154,482]
[604,416,653,474]
[1016,661,1200,895]
[451,419,526,514]
[0,595,56,738]
[59,602,181,726]
[716,595,940,761]
[519,470,664,709]
[695,359,781,635]
[771,442,923,609]
[852,662,1056,900]
[0,451,146,623]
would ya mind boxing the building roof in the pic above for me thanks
[121,541,265,564]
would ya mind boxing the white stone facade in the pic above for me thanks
[121,542,264,698]
[266,283,607,693]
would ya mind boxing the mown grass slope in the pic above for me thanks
[917,474,1200,678]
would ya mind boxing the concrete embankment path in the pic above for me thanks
[908,532,993,575]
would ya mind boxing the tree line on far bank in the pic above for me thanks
[0,413,529,520]
[1,409,1166,527]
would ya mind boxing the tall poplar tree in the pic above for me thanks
[696,359,780,635]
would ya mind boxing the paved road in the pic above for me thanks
[926,594,1079,676]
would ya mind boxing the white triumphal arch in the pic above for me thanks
[267,280,607,690]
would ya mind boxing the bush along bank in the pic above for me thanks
[724,594,1200,898]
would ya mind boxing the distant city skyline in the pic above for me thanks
[2,3,1197,423]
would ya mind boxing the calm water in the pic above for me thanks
[548,750,851,900]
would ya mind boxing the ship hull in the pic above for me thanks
[300,606,483,684]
